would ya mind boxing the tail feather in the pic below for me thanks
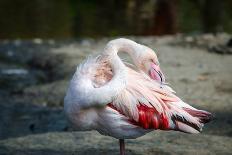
[175,121,200,134]
[173,107,212,133]
[183,108,213,123]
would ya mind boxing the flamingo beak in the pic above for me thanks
[149,63,165,84]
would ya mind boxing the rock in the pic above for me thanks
[207,36,232,55]
[26,51,67,82]
[0,102,67,140]
[208,45,232,54]
[226,38,232,47]
[197,75,208,81]
[169,33,232,52]
[215,81,232,94]
[23,80,68,107]
[33,38,43,44]
[0,131,231,155]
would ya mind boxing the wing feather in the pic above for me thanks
[109,67,212,133]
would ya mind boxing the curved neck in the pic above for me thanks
[73,38,142,108]
[92,38,143,105]
[103,38,142,66]
[90,39,131,104]
[79,39,137,107]
[65,39,144,108]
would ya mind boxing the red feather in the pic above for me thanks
[108,103,170,130]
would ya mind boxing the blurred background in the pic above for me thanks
[0,0,232,38]
[0,0,232,155]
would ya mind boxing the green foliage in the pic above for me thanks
[0,0,72,38]
[178,0,202,33]
[0,0,231,38]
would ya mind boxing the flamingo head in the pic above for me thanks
[135,46,165,84]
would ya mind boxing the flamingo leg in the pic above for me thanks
[119,139,125,155]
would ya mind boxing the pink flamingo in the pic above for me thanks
[64,38,212,155]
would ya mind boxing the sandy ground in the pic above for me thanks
[0,35,231,154]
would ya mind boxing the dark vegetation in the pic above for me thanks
[0,0,231,38]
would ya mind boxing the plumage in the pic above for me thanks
[64,38,212,154]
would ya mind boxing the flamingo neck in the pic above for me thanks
[90,38,142,105]
[104,38,142,66]
[66,39,142,108]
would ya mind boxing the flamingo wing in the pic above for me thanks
[108,67,212,133]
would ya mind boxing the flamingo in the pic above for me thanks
[64,38,212,155]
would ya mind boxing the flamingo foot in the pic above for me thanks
[119,139,125,155]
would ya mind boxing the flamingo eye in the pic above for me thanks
[151,59,159,66]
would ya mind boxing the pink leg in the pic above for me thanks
[119,139,125,155]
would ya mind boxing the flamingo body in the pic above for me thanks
[64,38,212,155]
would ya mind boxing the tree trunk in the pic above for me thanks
[202,0,224,33]
[150,0,178,35]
